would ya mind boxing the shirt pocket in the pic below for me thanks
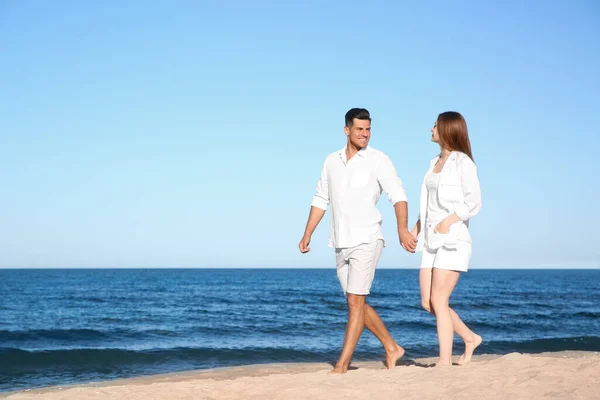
[351,170,371,188]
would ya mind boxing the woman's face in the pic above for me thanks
[431,121,440,143]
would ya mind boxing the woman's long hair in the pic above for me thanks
[437,111,474,162]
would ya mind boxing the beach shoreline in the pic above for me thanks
[4,351,599,399]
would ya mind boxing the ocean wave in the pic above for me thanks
[3,335,597,373]
[0,328,115,342]
[480,335,600,354]
[0,346,337,374]
[2,335,599,392]
[0,326,243,344]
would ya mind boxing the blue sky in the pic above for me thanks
[1,1,598,268]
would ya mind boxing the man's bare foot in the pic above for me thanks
[328,364,348,374]
[457,334,482,365]
[385,344,405,369]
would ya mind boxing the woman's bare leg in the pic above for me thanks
[430,269,461,366]
[420,268,481,365]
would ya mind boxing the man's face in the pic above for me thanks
[344,118,371,149]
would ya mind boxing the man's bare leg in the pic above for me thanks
[330,293,366,374]
[363,303,405,369]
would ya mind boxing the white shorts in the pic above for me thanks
[420,241,472,272]
[335,240,383,295]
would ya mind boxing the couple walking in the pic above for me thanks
[298,108,482,374]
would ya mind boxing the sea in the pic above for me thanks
[1,268,599,392]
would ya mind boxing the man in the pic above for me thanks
[298,108,416,374]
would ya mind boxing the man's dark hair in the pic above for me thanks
[345,108,371,127]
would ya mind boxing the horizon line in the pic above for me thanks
[0,266,598,270]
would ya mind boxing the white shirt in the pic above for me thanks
[425,172,448,223]
[311,146,407,249]
[415,151,482,252]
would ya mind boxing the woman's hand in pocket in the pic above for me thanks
[434,220,450,234]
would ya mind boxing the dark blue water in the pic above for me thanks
[1,269,599,392]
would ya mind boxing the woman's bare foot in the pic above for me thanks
[457,334,482,365]
[328,364,348,374]
[385,344,405,369]
[434,359,452,367]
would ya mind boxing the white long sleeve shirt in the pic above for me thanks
[311,146,407,249]
[415,151,482,252]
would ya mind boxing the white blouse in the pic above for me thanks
[415,151,482,252]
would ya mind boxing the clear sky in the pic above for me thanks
[1,1,599,268]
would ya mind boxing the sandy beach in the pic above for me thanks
[4,351,599,400]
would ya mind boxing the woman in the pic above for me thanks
[410,111,482,366]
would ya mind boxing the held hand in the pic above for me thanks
[434,220,450,234]
[410,226,418,240]
[298,235,311,253]
[399,229,417,253]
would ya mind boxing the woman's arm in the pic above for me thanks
[436,157,482,233]
[410,219,421,239]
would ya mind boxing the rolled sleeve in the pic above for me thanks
[377,154,407,205]
[454,157,482,221]
[311,160,329,210]
[311,196,328,211]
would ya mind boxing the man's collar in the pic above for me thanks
[339,145,368,158]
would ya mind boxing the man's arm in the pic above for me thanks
[299,160,329,254]
[299,206,326,253]
[394,201,416,253]
[378,154,416,253]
